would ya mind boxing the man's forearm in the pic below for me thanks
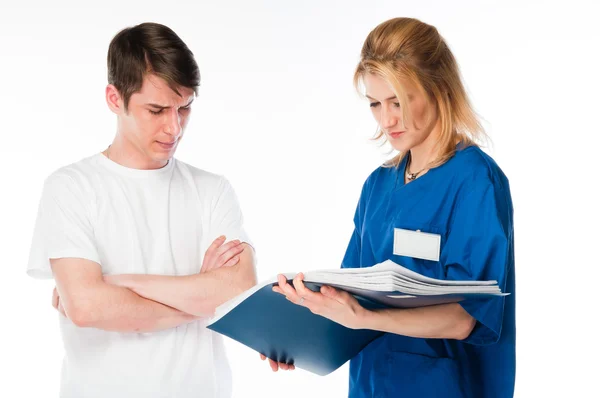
[106,245,257,316]
[65,283,199,332]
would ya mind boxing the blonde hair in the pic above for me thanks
[353,17,487,168]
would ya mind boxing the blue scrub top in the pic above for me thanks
[342,145,515,398]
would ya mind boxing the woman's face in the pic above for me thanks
[363,73,439,153]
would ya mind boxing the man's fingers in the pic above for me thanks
[200,236,228,273]
[205,236,226,258]
[219,244,244,266]
[222,255,240,268]
[57,301,66,317]
[215,239,241,258]
[52,287,59,310]
[202,239,244,273]
[209,235,226,249]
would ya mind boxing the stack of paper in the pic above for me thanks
[206,259,506,376]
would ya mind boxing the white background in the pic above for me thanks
[1,0,599,396]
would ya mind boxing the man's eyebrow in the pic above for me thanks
[146,98,194,108]
[146,103,167,109]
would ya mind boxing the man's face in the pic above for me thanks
[114,74,195,166]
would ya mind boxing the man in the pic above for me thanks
[27,22,257,398]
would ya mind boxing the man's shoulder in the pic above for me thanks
[174,159,221,180]
[43,154,102,192]
[172,158,231,193]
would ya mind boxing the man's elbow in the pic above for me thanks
[65,301,98,328]
[60,290,104,328]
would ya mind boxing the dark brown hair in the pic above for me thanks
[107,22,200,111]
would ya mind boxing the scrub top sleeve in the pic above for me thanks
[341,172,376,269]
[443,178,513,345]
[341,221,361,269]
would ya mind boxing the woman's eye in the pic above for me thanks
[394,102,400,108]
[369,102,380,108]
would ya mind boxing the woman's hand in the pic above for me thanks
[259,353,295,372]
[273,273,369,330]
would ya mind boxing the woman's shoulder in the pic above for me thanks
[349,163,398,204]
[364,162,398,187]
[450,145,509,188]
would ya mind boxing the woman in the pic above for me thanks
[262,17,515,398]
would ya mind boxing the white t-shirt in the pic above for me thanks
[27,153,252,398]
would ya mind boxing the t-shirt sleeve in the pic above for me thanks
[26,174,100,279]
[209,177,252,248]
[443,175,513,345]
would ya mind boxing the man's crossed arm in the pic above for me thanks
[51,237,256,333]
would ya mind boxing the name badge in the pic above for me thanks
[393,228,441,262]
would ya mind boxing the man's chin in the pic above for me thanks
[153,147,177,160]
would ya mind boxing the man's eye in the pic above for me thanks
[149,109,163,115]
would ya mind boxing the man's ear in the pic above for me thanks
[106,84,124,114]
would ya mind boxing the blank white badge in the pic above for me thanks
[393,228,441,262]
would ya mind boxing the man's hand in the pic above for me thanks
[200,236,245,273]
[52,287,66,317]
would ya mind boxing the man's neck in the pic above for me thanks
[105,138,169,170]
